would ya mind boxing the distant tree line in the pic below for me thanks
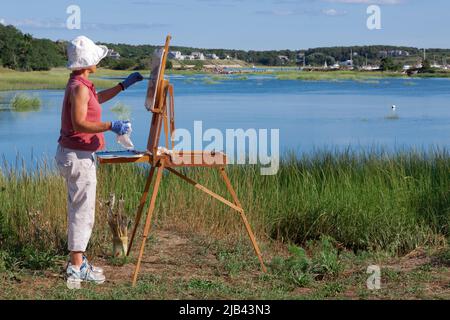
[0,25,65,71]
[1,24,449,71]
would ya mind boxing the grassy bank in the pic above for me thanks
[274,70,450,81]
[0,150,448,259]
[0,67,207,91]
[0,150,448,299]
[0,68,120,91]
[2,68,450,91]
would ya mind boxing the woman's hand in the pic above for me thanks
[110,120,131,135]
[98,72,144,103]
[121,72,144,90]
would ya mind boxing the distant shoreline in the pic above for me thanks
[0,67,449,91]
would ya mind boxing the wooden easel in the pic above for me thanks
[97,35,266,286]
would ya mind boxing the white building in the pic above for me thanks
[169,51,184,60]
[431,62,443,69]
[278,55,290,63]
[191,52,205,60]
[107,49,121,60]
[339,60,354,69]
[205,53,219,60]
[331,63,341,69]
[403,65,412,71]
[360,65,380,71]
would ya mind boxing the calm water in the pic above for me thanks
[0,74,449,168]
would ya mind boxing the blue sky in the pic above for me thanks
[0,0,449,50]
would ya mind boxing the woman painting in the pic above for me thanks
[55,35,143,284]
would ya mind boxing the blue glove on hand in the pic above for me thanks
[121,72,144,90]
[111,120,131,135]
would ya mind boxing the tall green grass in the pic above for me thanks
[10,94,41,112]
[0,149,448,267]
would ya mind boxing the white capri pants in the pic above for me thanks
[55,145,97,252]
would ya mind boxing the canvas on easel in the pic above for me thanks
[145,48,164,112]
[96,35,266,286]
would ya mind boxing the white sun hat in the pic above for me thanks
[66,36,109,70]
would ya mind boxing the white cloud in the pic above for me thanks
[256,9,296,16]
[1,18,65,29]
[0,18,166,31]
[322,8,347,16]
[0,18,5,25]
[256,8,348,17]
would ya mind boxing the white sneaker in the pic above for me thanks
[66,263,106,288]
[82,255,104,274]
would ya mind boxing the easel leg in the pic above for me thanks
[127,166,156,256]
[219,168,267,273]
[132,162,165,286]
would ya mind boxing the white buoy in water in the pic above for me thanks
[391,105,397,110]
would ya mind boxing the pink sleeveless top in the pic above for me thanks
[58,75,105,151]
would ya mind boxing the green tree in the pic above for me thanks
[380,57,402,72]
[420,59,435,73]
[111,58,135,70]
[166,59,173,70]
[193,60,203,71]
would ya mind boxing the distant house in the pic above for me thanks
[205,53,219,60]
[403,65,412,71]
[107,49,121,60]
[296,52,305,64]
[339,60,354,69]
[378,50,410,58]
[331,63,341,69]
[191,52,205,60]
[278,55,290,64]
[360,65,380,71]
[431,62,443,69]
[169,51,184,60]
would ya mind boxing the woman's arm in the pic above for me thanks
[97,84,122,104]
[97,72,144,104]
[71,85,111,133]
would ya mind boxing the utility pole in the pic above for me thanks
[423,48,426,61]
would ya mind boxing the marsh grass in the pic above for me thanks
[0,68,120,91]
[274,70,450,81]
[275,71,399,81]
[2,68,449,91]
[10,94,41,112]
[0,149,448,270]
[385,113,400,120]
[203,78,221,85]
